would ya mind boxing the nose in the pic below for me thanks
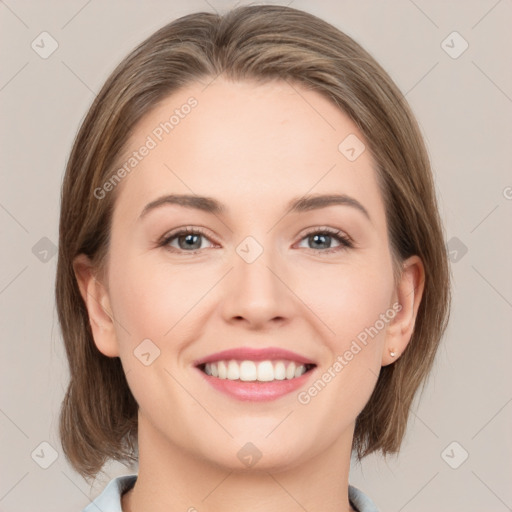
[220,241,295,330]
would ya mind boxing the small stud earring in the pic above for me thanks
[389,350,396,357]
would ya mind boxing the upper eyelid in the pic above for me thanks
[160,226,217,244]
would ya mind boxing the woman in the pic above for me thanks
[56,5,451,511]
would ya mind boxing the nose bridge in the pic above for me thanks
[221,233,291,326]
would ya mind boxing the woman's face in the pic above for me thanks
[86,77,412,471]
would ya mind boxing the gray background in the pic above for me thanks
[1,1,511,511]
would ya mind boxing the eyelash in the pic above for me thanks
[158,226,354,256]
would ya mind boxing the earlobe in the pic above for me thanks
[382,255,425,366]
[73,254,120,358]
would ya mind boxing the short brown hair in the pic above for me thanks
[56,4,451,481]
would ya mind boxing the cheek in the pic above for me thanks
[108,252,215,343]
[295,262,393,417]
[297,256,394,346]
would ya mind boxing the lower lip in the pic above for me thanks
[195,367,315,401]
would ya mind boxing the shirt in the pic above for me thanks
[82,473,380,512]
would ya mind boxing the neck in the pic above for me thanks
[122,413,357,512]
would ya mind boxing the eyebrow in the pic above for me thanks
[139,193,371,223]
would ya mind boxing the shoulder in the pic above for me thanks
[81,474,138,512]
[348,484,380,512]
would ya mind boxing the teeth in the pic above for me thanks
[227,360,239,380]
[218,361,227,379]
[257,361,274,382]
[286,362,296,380]
[202,360,310,381]
[240,360,257,381]
[274,361,286,380]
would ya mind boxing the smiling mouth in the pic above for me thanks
[197,359,316,382]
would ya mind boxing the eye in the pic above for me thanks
[158,226,354,255]
[296,228,354,254]
[159,227,216,254]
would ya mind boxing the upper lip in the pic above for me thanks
[193,347,316,367]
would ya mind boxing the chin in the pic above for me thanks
[193,428,311,473]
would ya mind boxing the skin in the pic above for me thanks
[74,77,424,512]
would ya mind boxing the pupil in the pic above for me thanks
[181,234,200,249]
[312,234,330,249]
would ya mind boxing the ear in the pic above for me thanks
[382,255,425,366]
[73,253,120,357]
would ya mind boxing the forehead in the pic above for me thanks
[111,77,385,227]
